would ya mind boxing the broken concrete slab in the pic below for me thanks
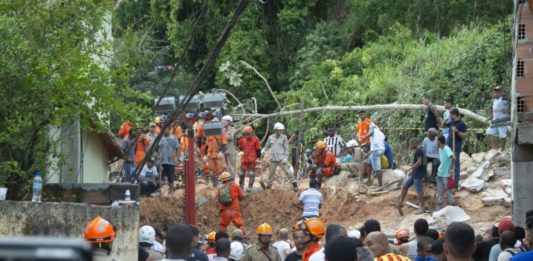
[493,167,511,177]
[484,149,499,161]
[460,160,475,172]
[462,175,485,192]
[481,189,511,207]
[460,152,472,163]
[471,162,490,179]
[432,206,470,225]
[472,152,486,163]
[483,170,494,181]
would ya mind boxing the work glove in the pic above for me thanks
[317,168,323,176]
[261,148,266,155]
[217,151,224,158]
[202,156,208,163]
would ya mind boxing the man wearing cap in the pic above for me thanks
[139,158,160,196]
[488,216,516,261]
[486,85,510,151]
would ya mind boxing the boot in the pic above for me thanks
[248,174,255,191]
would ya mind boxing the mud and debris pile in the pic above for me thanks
[140,148,511,237]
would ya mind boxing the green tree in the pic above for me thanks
[0,1,149,199]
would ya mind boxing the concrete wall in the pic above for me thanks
[0,201,139,260]
[83,133,109,183]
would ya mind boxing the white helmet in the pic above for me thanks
[139,225,156,244]
[222,115,233,123]
[346,139,359,148]
[230,241,244,261]
[273,122,285,130]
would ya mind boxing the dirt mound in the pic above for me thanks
[140,186,370,235]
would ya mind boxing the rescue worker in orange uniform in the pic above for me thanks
[294,218,325,261]
[196,112,212,182]
[201,113,228,187]
[217,171,245,233]
[84,216,118,260]
[237,126,262,192]
[118,117,132,139]
[134,126,150,166]
[205,231,217,258]
[310,141,339,189]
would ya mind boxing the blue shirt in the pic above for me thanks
[299,188,322,218]
[437,145,453,178]
[511,251,533,261]
[384,142,393,168]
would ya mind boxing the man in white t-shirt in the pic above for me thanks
[486,85,510,150]
[272,228,292,261]
[362,122,385,187]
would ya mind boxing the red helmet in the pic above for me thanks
[243,126,253,134]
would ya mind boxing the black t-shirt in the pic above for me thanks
[285,252,302,261]
[446,119,467,145]
[139,247,150,261]
[472,238,499,261]
[424,105,439,132]
[412,147,427,179]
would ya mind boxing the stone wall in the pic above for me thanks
[0,201,139,260]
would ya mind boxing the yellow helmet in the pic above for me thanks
[256,223,273,236]
[315,141,326,150]
[207,231,216,242]
[218,171,232,182]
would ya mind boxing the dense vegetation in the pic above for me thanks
[0,0,514,198]
[115,0,513,154]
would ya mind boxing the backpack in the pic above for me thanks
[219,185,233,206]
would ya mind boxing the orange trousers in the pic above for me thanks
[219,208,244,232]
[208,157,227,175]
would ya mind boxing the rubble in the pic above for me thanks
[481,189,511,207]
[471,152,485,163]
[432,206,471,225]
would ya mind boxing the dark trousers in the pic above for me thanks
[140,180,160,195]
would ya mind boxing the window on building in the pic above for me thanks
[519,24,526,40]
[519,0,527,4]
[517,96,526,113]
[517,60,525,77]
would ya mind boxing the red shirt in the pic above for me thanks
[238,136,261,163]
[303,242,321,261]
[313,149,338,168]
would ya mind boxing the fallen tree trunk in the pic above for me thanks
[233,104,489,125]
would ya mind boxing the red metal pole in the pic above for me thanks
[185,125,196,225]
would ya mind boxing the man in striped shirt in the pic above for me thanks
[324,128,345,158]
[298,179,323,218]
[365,232,411,261]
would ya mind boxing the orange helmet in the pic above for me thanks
[257,223,273,236]
[84,216,115,244]
[218,171,232,182]
[295,218,325,240]
[396,229,409,240]
[243,126,253,134]
[207,231,216,242]
[315,141,326,150]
